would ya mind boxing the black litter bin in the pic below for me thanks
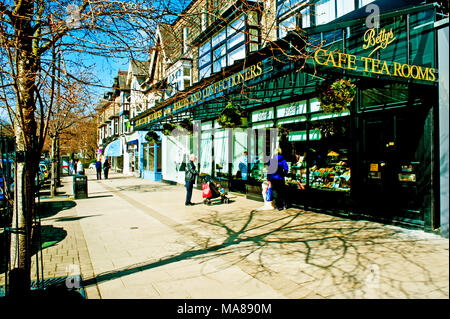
[73,174,88,199]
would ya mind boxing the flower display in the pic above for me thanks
[319,79,356,113]
[217,102,247,128]
[145,130,160,143]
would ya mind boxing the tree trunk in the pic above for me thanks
[9,1,40,294]
[51,135,57,196]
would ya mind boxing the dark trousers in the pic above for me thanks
[185,181,194,204]
[96,169,102,180]
[270,179,286,209]
[104,169,109,179]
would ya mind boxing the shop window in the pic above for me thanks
[148,144,155,171]
[281,117,351,192]
[213,127,229,178]
[200,130,213,176]
[143,143,148,171]
[361,84,409,109]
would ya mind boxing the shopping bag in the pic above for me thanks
[202,183,212,198]
[265,182,273,201]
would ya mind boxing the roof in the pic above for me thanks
[116,70,130,91]
[158,23,178,62]
[129,60,150,76]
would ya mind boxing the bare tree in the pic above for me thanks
[0,0,178,295]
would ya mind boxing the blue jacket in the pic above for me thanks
[95,161,102,170]
[267,155,289,181]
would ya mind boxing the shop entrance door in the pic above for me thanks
[359,107,431,225]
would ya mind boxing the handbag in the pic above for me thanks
[202,183,212,198]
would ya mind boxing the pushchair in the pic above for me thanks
[201,175,230,205]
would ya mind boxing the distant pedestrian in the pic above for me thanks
[103,159,110,179]
[185,154,198,206]
[267,149,289,211]
[95,160,102,180]
[69,160,74,175]
[238,151,248,181]
[76,160,84,175]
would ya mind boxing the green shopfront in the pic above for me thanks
[133,3,444,232]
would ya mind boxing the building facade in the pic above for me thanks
[97,0,449,236]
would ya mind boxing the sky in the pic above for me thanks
[0,0,190,123]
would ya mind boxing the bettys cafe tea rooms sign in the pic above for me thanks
[312,26,436,82]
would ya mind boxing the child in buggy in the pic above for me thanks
[201,175,230,205]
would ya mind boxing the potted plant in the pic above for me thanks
[319,79,356,113]
[145,130,160,143]
[217,102,247,128]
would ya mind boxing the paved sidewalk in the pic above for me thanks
[1,170,449,299]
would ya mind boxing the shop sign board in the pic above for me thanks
[310,27,437,83]
[136,62,264,128]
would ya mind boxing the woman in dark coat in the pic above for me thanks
[103,159,111,179]
[267,149,289,210]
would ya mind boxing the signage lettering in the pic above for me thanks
[313,49,436,82]
[136,62,263,127]
[363,28,396,57]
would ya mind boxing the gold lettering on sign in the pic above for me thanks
[363,28,396,57]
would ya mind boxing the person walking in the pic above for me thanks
[69,159,74,176]
[267,149,289,210]
[95,159,102,180]
[238,151,248,181]
[185,154,198,206]
[76,159,84,175]
[103,158,111,179]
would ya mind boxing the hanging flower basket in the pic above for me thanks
[319,79,356,113]
[145,130,160,143]
[217,102,247,128]
[162,123,176,136]
[177,118,193,135]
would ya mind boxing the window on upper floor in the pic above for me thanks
[167,64,192,98]
[277,1,310,39]
[359,0,375,7]
[315,0,355,25]
[277,0,363,39]
[198,13,259,81]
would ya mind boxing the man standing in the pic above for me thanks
[185,154,198,206]
[267,149,289,210]
[95,159,102,180]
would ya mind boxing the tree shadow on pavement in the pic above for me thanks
[82,209,448,298]
[37,201,76,220]
[31,225,68,255]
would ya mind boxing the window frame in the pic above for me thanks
[198,14,253,80]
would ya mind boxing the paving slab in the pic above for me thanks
[1,169,448,300]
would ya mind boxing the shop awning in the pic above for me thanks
[127,139,138,145]
[104,139,122,157]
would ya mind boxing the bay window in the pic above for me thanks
[198,13,259,80]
